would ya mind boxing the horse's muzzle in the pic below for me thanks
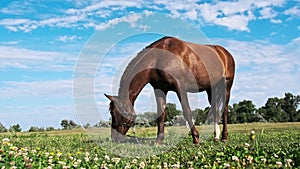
[111,128,126,143]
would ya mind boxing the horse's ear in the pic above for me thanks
[104,94,114,101]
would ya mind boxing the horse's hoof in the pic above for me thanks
[214,138,220,142]
[221,139,228,143]
[155,140,163,145]
[193,141,200,145]
[193,138,200,145]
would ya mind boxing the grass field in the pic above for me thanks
[0,122,299,168]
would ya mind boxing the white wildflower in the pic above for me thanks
[224,163,230,168]
[2,138,10,143]
[139,161,146,168]
[111,157,120,164]
[276,161,282,167]
[261,158,267,164]
[100,164,108,169]
[132,159,137,164]
[104,155,110,161]
[163,162,168,168]
[171,164,180,169]
[94,157,99,161]
[232,155,239,161]
[247,156,253,163]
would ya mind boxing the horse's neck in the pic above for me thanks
[118,73,149,105]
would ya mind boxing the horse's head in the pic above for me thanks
[104,94,136,142]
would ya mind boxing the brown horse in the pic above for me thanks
[105,36,235,144]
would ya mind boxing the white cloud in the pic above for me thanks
[0,1,35,15]
[0,0,294,32]
[215,37,300,106]
[197,0,287,31]
[259,7,282,23]
[0,19,31,25]
[215,14,252,32]
[57,35,82,42]
[0,46,75,71]
[0,80,72,99]
[198,2,256,32]
[1,41,18,45]
[95,14,142,31]
[284,6,300,17]
[0,78,76,129]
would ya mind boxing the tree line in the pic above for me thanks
[91,92,300,128]
[0,92,299,132]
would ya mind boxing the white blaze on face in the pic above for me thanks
[214,123,220,140]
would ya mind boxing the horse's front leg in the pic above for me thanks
[177,88,199,144]
[154,89,167,145]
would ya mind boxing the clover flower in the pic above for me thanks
[276,161,282,167]
[94,157,99,161]
[104,155,110,161]
[171,164,180,169]
[139,161,146,168]
[132,159,137,164]
[286,159,292,165]
[247,156,253,163]
[232,155,239,162]
[111,157,121,164]
[2,138,10,145]
[163,162,168,168]
[261,158,267,164]
[224,163,230,168]
[100,163,108,169]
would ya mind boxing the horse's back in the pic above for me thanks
[147,37,230,87]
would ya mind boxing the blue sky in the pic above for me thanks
[0,0,299,130]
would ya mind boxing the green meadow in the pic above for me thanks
[0,122,299,168]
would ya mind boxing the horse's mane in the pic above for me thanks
[117,47,148,95]
[117,37,172,95]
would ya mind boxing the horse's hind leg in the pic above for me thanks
[176,86,199,144]
[208,78,226,142]
[221,78,233,142]
[207,88,221,142]
[154,89,167,145]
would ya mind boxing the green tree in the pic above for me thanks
[258,93,300,122]
[0,123,7,133]
[69,120,78,128]
[134,115,150,127]
[192,107,209,125]
[165,103,181,122]
[95,120,110,128]
[28,126,44,132]
[229,100,257,123]
[61,120,79,130]
[282,93,300,122]
[141,112,157,126]
[258,97,288,122]
[83,123,91,129]
[46,127,55,131]
[60,119,69,130]
[228,105,237,124]
[9,124,21,132]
